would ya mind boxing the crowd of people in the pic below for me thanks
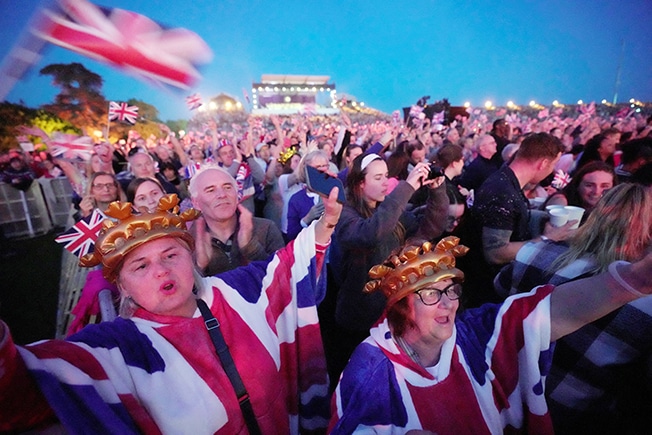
[1,105,652,433]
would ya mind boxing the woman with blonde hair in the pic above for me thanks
[494,183,652,433]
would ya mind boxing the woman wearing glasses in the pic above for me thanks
[74,171,125,221]
[329,236,652,434]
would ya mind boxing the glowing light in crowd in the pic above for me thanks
[529,100,536,107]
[463,102,471,108]
[484,100,493,109]
[506,101,515,108]
[601,99,607,104]
[208,101,217,110]
[552,100,559,106]
[577,99,583,104]
[224,101,232,110]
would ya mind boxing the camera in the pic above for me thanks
[427,163,445,179]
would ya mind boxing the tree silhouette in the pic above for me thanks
[39,62,108,132]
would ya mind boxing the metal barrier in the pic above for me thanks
[0,177,73,238]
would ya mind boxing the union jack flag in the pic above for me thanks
[31,0,213,90]
[55,208,106,258]
[431,111,445,125]
[186,93,202,110]
[46,132,93,160]
[109,101,139,124]
[409,104,424,118]
[552,169,572,190]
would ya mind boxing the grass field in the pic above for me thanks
[0,231,62,345]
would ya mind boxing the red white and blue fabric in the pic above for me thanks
[551,169,572,190]
[109,101,139,125]
[55,208,106,257]
[46,132,93,160]
[0,223,330,434]
[32,0,213,90]
[409,105,423,118]
[329,285,555,434]
[186,93,202,110]
[183,161,203,180]
[234,162,254,201]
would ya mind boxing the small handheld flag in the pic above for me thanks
[55,208,106,258]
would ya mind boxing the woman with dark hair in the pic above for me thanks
[385,150,410,194]
[545,161,616,223]
[573,128,621,172]
[126,177,166,213]
[327,153,447,383]
[435,143,468,200]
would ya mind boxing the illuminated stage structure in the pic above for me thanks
[251,75,339,115]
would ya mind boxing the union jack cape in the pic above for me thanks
[109,101,139,125]
[330,285,556,434]
[1,223,330,433]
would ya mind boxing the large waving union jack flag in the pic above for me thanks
[109,101,139,124]
[31,0,213,90]
[55,208,106,258]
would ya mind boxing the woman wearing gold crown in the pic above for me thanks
[0,191,341,434]
[328,237,652,434]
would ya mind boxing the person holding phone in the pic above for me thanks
[286,150,333,241]
[326,152,448,385]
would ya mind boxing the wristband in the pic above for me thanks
[608,260,644,298]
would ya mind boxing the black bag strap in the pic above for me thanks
[196,298,262,435]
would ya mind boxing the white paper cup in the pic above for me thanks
[549,208,569,227]
[564,206,585,229]
[545,205,565,213]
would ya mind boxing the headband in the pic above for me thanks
[360,154,383,171]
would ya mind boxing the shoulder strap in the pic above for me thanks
[196,298,261,435]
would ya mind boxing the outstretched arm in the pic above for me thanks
[550,254,652,341]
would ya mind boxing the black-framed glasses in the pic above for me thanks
[415,283,462,305]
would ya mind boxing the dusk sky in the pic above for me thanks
[1,0,651,121]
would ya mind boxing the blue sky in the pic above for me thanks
[1,0,651,121]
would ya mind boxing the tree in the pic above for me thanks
[39,62,108,132]
[127,98,160,123]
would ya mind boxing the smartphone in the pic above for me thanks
[305,165,346,204]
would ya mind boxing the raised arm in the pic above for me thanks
[550,254,652,341]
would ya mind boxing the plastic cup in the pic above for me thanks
[545,205,565,213]
[564,206,585,229]
[549,208,569,227]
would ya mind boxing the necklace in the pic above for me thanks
[395,336,422,366]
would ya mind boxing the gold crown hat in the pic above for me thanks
[80,194,201,283]
[364,236,470,307]
[278,146,300,165]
